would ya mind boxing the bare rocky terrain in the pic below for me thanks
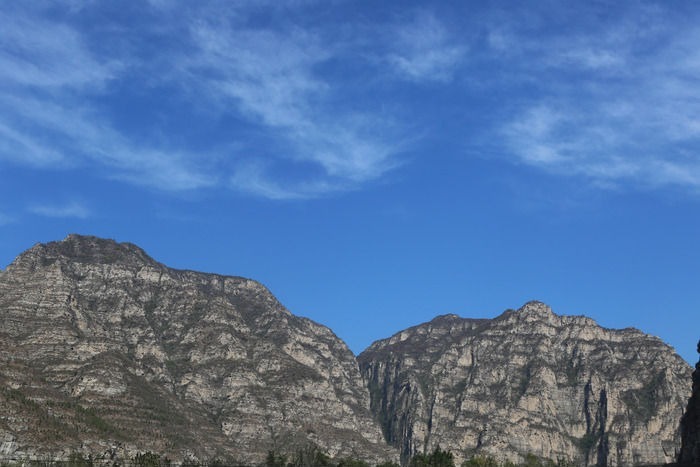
[359,302,692,466]
[0,235,395,464]
[0,235,694,466]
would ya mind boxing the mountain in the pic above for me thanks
[358,301,692,466]
[0,235,693,466]
[679,341,700,464]
[0,235,396,464]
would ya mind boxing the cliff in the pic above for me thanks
[359,301,692,466]
[0,235,396,464]
[0,236,692,466]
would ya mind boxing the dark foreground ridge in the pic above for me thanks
[0,235,694,466]
[679,340,700,464]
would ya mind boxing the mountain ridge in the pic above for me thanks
[0,234,693,466]
[359,301,691,465]
[0,234,395,464]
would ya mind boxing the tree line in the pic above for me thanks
[0,446,577,467]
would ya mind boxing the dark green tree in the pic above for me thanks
[132,452,170,467]
[521,453,542,467]
[67,452,93,467]
[207,458,228,467]
[265,450,287,467]
[336,458,369,467]
[288,445,331,467]
[461,455,499,467]
[410,453,430,467]
[410,446,455,467]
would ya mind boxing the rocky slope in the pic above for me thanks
[679,341,700,464]
[0,235,396,464]
[359,301,692,466]
[0,235,693,467]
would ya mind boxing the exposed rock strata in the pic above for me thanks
[359,302,692,466]
[679,340,700,464]
[0,236,693,467]
[0,235,396,464]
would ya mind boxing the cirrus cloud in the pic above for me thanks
[29,201,90,219]
[496,5,700,191]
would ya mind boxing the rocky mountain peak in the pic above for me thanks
[0,235,396,465]
[518,300,553,316]
[359,302,691,466]
[0,236,693,466]
[497,300,556,324]
[7,234,158,273]
[425,313,464,327]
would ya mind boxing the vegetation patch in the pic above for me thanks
[577,431,599,452]
[619,370,665,423]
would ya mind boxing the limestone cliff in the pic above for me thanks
[679,340,700,464]
[0,236,692,466]
[0,235,396,464]
[359,302,691,466]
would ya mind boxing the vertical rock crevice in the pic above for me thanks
[596,388,608,467]
[582,382,608,466]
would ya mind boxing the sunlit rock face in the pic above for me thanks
[359,301,691,466]
[679,341,700,465]
[0,234,396,465]
[0,235,692,467]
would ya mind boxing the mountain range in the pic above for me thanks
[0,235,694,466]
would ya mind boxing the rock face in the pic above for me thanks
[359,301,692,466]
[0,235,395,464]
[679,341,700,464]
[0,236,693,467]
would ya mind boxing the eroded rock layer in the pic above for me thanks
[0,235,395,464]
[359,302,691,466]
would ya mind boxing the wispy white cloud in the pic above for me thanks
[0,212,14,226]
[387,12,466,83]
[0,6,216,191]
[5,1,698,201]
[0,92,215,190]
[0,119,65,167]
[497,7,700,191]
[0,3,408,200]
[0,9,118,90]
[0,9,112,168]
[189,25,325,128]
[503,104,641,181]
[29,201,90,219]
[187,17,406,197]
[504,97,700,190]
[230,160,336,200]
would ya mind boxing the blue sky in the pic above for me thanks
[1,1,699,364]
